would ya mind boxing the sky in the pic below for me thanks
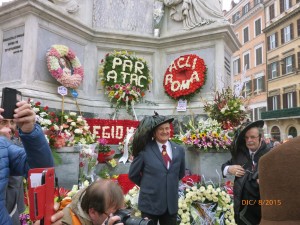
[223,0,233,11]
[1,0,234,10]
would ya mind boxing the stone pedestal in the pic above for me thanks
[185,147,232,183]
[55,147,80,189]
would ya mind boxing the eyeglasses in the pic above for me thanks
[244,136,259,140]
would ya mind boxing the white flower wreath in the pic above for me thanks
[178,184,236,225]
[125,183,236,225]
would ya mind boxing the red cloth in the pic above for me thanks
[117,174,135,194]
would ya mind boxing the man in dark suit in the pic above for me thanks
[129,113,185,225]
[221,120,270,225]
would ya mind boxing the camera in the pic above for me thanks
[111,209,154,225]
[1,87,22,119]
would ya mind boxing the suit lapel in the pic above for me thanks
[150,141,166,168]
[169,142,177,169]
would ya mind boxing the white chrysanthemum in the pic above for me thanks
[33,107,40,113]
[74,128,83,134]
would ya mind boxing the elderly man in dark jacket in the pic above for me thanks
[221,120,270,225]
[129,112,185,225]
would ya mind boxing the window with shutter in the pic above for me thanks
[283,93,288,109]
[290,23,294,40]
[261,76,265,92]
[282,58,286,75]
[297,19,300,37]
[256,47,262,65]
[284,0,291,10]
[293,91,297,108]
[297,52,300,70]
[286,56,293,73]
[269,4,275,20]
[267,97,273,111]
[244,53,250,69]
[254,78,257,94]
[268,64,272,79]
[283,25,291,43]
[244,27,249,43]
[280,0,284,13]
[255,19,261,36]
[287,92,294,108]
[275,32,278,48]
[271,62,277,79]
[243,3,250,15]
[272,96,278,110]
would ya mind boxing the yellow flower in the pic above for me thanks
[108,91,115,97]
[191,134,197,141]
[199,132,206,138]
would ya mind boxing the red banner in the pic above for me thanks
[86,119,140,144]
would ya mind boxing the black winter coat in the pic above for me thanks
[221,141,270,225]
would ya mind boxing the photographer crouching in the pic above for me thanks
[61,180,153,225]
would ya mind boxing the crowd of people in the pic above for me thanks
[2,100,298,225]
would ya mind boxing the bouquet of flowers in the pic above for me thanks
[78,144,98,186]
[203,87,248,129]
[97,138,111,153]
[176,118,233,151]
[30,100,96,149]
[124,185,141,217]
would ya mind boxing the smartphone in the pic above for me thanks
[1,87,22,119]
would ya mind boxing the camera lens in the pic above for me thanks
[125,217,154,225]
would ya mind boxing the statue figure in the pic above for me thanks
[51,0,79,13]
[153,0,165,36]
[163,0,225,30]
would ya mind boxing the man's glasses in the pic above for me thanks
[244,136,259,140]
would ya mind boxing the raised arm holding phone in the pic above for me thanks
[0,87,63,225]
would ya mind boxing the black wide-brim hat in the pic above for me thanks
[132,112,174,157]
[233,120,264,152]
[152,113,174,132]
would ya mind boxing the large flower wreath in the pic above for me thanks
[178,184,236,225]
[124,181,236,225]
[99,50,151,110]
[46,45,84,89]
[164,54,207,101]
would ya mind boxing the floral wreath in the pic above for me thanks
[99,50,151,110]
[163,54,207,101]
[177,183,236,225]
[124,181,236,225]
[46,45,84,89]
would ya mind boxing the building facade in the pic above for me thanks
[225,0,268,123]
[262,0,300,141]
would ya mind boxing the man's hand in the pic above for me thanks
[228,165,245,177]
[104,215,123,225]
[13,101,36,133]
[34,203,64,225]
